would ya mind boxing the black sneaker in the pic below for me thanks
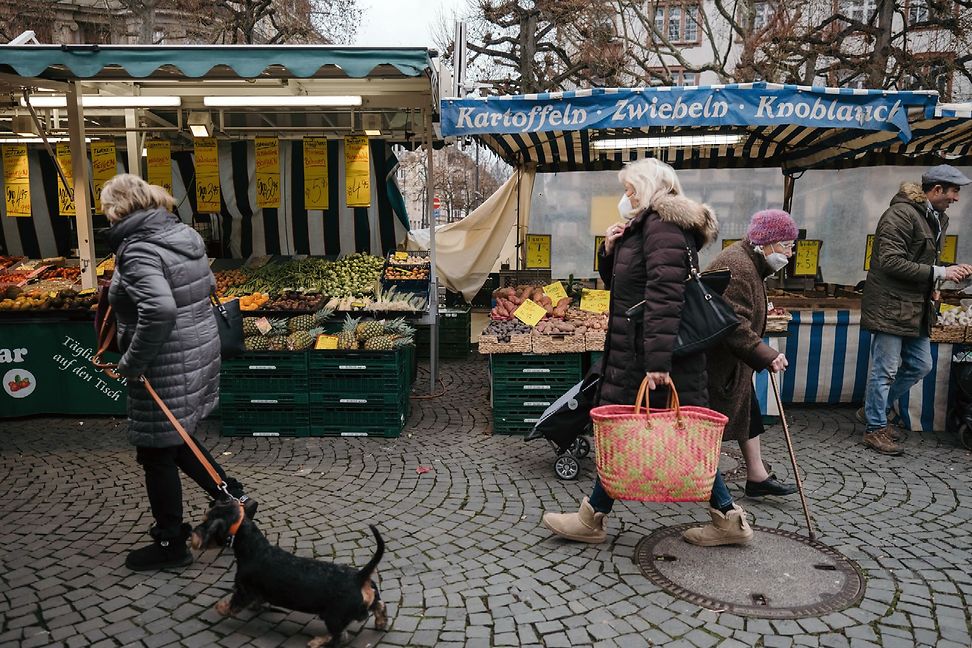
[125,539,193,571]
[745,474,798,497]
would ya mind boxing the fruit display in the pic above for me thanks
[264,290,326,312]
[238,292,270,311]
[0,256,23,271]
[366,286,428,312]
[39,266,81,282]
[0,287,96,312]
[0,270,38,287]
[96,256,115,275]
[215,269,247,295]
[242,307,335,352]
[384,265,430,280]
[387,252,429,265]
[335,316,415,351]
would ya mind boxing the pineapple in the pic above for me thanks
[244,335,269,351]
[313,305,335,325]
[356,319,384,341]
[339,315,360,350]
[287,330,314,351]
[288,314,315,332]
[269,318,288,336]
[267,335,288,351]
[243,317,260,337]
[363,335,394,351]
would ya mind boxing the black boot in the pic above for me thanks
[126,524,193,572]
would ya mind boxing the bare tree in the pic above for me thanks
[613,0,972,98]
[456,0,626,94]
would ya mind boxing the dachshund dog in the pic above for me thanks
[192,498,387,647]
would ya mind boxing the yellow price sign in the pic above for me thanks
[580,288,610,313]
[525,234,551,269]
[941,235,958,264]
[793,240,821,277]
[514,298,547,327]
[940,303,960,312]
[594,236,604,271]
[543,281,568,303]
[314,334,339,350]
[864,234,874,271]
[394,251,409,260]
[722,238,740,249]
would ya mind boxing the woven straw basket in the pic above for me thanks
[591,379,728,502]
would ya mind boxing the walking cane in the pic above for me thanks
[769,372,816,541]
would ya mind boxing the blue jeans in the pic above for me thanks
[589,471,733,514]
[864,332,932,431]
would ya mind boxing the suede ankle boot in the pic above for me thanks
[681,504,754,547]
[541,496,607,543]
[126,523,193,572]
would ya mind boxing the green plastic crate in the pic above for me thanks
[220,392,309,437]
[221,353,309,393]
[308,397,405,438]
[307,349,409,397]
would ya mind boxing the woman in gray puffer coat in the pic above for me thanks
[103,174,254,572]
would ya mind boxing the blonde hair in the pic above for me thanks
[100,173,176,223]
[618,158,683,211]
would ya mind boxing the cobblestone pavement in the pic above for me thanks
[2,356,971,648]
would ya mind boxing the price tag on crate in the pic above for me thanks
[580,289,610,313]
[314,334,339,350]
[543,281,568,303]
[514,299,547,327]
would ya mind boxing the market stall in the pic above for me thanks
[440,82,972,433]
[0,44,444,426]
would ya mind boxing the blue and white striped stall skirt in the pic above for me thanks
[754,309,953,433]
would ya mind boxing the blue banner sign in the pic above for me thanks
[440,83,937,142]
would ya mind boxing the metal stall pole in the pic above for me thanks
[125,109,140,177]
[426,110,438,395]
[783,173,795,213]
[66,81,96,291]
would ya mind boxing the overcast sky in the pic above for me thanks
[354,0,469,49]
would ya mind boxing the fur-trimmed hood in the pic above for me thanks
[648,194,720,246]
[893,182,927,207]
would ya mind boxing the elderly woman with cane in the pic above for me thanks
[540,158,754,547]
[705,209,798,498]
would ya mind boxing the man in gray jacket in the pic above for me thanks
[860,165,972,455]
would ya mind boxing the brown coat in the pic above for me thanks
[704,241,780,443]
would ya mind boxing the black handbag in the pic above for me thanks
[210,291,244,359]
[672,234,740,357]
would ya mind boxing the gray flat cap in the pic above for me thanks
[922,164,971,187]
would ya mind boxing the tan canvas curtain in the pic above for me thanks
[407,169,536,302]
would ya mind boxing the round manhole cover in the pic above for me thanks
[635,525,865,619]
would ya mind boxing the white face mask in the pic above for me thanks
[618,194,636,221]
[766,252,789,272]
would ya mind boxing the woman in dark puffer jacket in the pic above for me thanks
[541,159,752,547]
[102,174,255,572]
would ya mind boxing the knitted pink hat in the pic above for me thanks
[747,209,798,245]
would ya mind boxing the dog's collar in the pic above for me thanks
[226,500,245,547]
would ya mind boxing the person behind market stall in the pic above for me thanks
[860,164,972,456]
[102,173,256,571]
[704,209,798,498]
[541,158,754,548]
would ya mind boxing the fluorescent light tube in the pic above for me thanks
[203,95,363,108]
[189,124,211,137]
[364,129,382,136]
[592,134,744,150]
[0,137,92,143]
[21,96,182,108]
